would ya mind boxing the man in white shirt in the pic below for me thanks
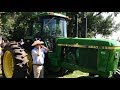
[31,40,49,78]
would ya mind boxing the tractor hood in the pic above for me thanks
[56,37,120,49]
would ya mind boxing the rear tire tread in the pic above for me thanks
[1,42,29,78]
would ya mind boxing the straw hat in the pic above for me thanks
[31,40,44,46]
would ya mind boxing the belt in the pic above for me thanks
[33,64,43,66]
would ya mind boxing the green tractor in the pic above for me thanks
[1,12,120,78]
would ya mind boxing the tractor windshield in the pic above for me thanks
[43,17,67,38]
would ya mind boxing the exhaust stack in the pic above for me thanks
[81,12,87,38]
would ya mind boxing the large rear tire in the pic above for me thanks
[26,51,34,78]
[1,42,29,78]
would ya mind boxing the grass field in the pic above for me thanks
[62,70,89,78]
[45,70,90,78]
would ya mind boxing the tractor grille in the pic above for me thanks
[78,48,98,69]
[61,47,98,70]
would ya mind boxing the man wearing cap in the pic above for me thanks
[31,40,49,78]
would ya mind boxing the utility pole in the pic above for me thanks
[81,12,87,38]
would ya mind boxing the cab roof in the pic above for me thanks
[32,12,70,20]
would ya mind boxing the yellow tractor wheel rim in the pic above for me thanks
[3,50,14,78]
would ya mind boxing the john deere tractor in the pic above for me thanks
[1,12,120,78]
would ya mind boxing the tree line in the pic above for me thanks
[0,12,120,40]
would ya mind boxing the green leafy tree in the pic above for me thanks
[12,12,42,41]
[86,12,120,37]
[0,12,119,40]
[66,12,120,38]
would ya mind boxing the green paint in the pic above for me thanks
[26,13,120,78]
[48,37,120,77]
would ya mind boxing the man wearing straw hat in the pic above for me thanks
[31,40,49,78]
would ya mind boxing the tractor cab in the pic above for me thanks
[24,12,69,51]
[30,12,69,37]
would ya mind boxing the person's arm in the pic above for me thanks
[36,51,40,56]
[32,49,40,56]
[41,45,49,52]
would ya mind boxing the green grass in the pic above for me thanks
[45,70,89,78]
[59,70,89,78]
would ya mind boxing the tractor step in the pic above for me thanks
[116,70,120,75]
[116,69,120,75]
[113,69,120,78]
[117,69,120,72]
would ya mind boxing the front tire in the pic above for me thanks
[1,42,29,78]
